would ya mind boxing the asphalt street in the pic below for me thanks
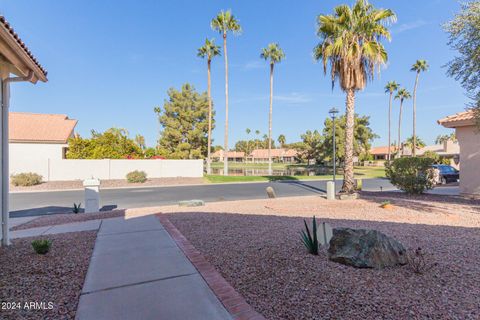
[10,178,396,217]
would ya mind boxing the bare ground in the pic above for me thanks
[10,177,205,192]
[163,195,480,320]
[0,231,96,320]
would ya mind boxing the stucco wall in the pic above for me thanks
[457,125,480,197]
[10,142,66,175]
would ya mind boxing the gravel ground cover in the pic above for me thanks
[165,196,480,319]
[0,231,96,319]
[10,177,205,192]
[11,210,126,231]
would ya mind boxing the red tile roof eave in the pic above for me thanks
[0,16,47,79]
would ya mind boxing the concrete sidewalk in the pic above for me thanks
[75,215,232,320]
[10,219,101,239]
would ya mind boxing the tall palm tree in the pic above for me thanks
[404,135,426,154]
[384,81,400,161]
[314,0,396,193]
[411,59,429,156]
[260,43,286,175]
[245,128,251,161]
[277,134,286,148]
[395,88,411,157]
[211,10,242,176]
[197,38,221,174]
[255,130,261,149]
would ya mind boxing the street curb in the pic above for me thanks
[157,214,265,320]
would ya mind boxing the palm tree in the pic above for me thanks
[277,134,286,148]
[134,134,146,150]
[385,81,400,161]
[197,38,221,174]
[404,135,426,154]
[211,10,242,176]
[411,59,429,156]
[314,0,396,193]
[245,128,251,161]
[395,88,411,156]
[255,130,261,149]
[260,43,286,175]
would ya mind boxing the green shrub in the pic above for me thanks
[126,170,147,183]
[31,239,52,255]
[73,203,82,214]
[385,157,435,194]
[10,172,43,187]
[301,216,319,255]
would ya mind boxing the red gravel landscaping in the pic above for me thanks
[0,231,96,319]
[167,211,480,319]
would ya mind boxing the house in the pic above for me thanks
[247,148,298,163]
[9,112,77,174]
[401,140,460,167]
[211,150,245,163]
[438,110,479,198]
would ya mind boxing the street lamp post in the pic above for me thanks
[329,107,339,194]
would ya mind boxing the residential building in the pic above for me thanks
[211,150,245,163]
[438,110,479,198]
[247,148,298,163]
[9,112,77,174]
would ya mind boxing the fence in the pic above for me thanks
[10,159,203,181]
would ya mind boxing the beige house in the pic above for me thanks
[211,150,245,163]
[247,148,298,163]
[438,110,479,198]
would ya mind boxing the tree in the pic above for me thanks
[404,135,426,154]
[395,88,411,156]
[197,38,221,174]
[67,128,142,159]
[260,43,286,175]
[277,134,286,148]
[435,133,457,144]
[254,130,261,149]
[314,0,396,193]
[245,128,251,159]
[211,10,242,175]
[154,84,213,159]
[444,1,480,127]
[385,81,400,161]
[411,60,429,155]
[322,114,378,163]
[135,134,146,150]
[298,130,323,164]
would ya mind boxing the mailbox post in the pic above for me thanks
[83,178,100,213]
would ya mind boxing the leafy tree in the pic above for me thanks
[197,38,221,174]
[314,0,396,193]
[444,1,480,127]
[395,88,411,155]
[154,84,213,159]
[385,81,400,161]
[135,134,146,150]
[404,135,426,154]
[435,133,457,144]
[211,10,242,174]
[67,128,142,159]
[260,43,286,175]
[322,114,378,163]
[277,134,286,148]
[298,130,323,164]
[411,60,429,155]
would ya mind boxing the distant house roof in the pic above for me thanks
[9,112,77,143]
[249,148,298,158]
[0,16,47,82]
[438,110,476,128]
[211,150,245,158]
[369,146,397,155]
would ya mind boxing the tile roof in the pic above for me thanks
[0,16,47,78]
[437,110,476,127]
[211,150,245,158]
[9,112,77,143]
[369,146,397,155]
[249,148,298,158]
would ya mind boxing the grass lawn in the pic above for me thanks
[205,166,385,183]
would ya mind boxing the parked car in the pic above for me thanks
[431,164,459,184]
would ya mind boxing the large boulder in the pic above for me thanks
[328,228,407,269]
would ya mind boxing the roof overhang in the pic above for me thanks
[0,17,47,83]
[438,119,475,128]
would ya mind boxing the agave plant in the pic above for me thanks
[73,202,82,214]
[301,216,319,255]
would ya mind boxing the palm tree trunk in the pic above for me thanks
[268,63,274,175]
[398,100,403,157]
[412,73,419,157]
[206,59,212,175]
[388,93,392,162]
[223,32,229,176]
[341,88,356,194]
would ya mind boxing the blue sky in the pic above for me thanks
[2,0,468,148]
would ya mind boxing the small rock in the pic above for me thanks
[178,200,205,207]
[328,228,407,269]
[338,193,359,200]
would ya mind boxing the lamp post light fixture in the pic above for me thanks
[329,107,339,194]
